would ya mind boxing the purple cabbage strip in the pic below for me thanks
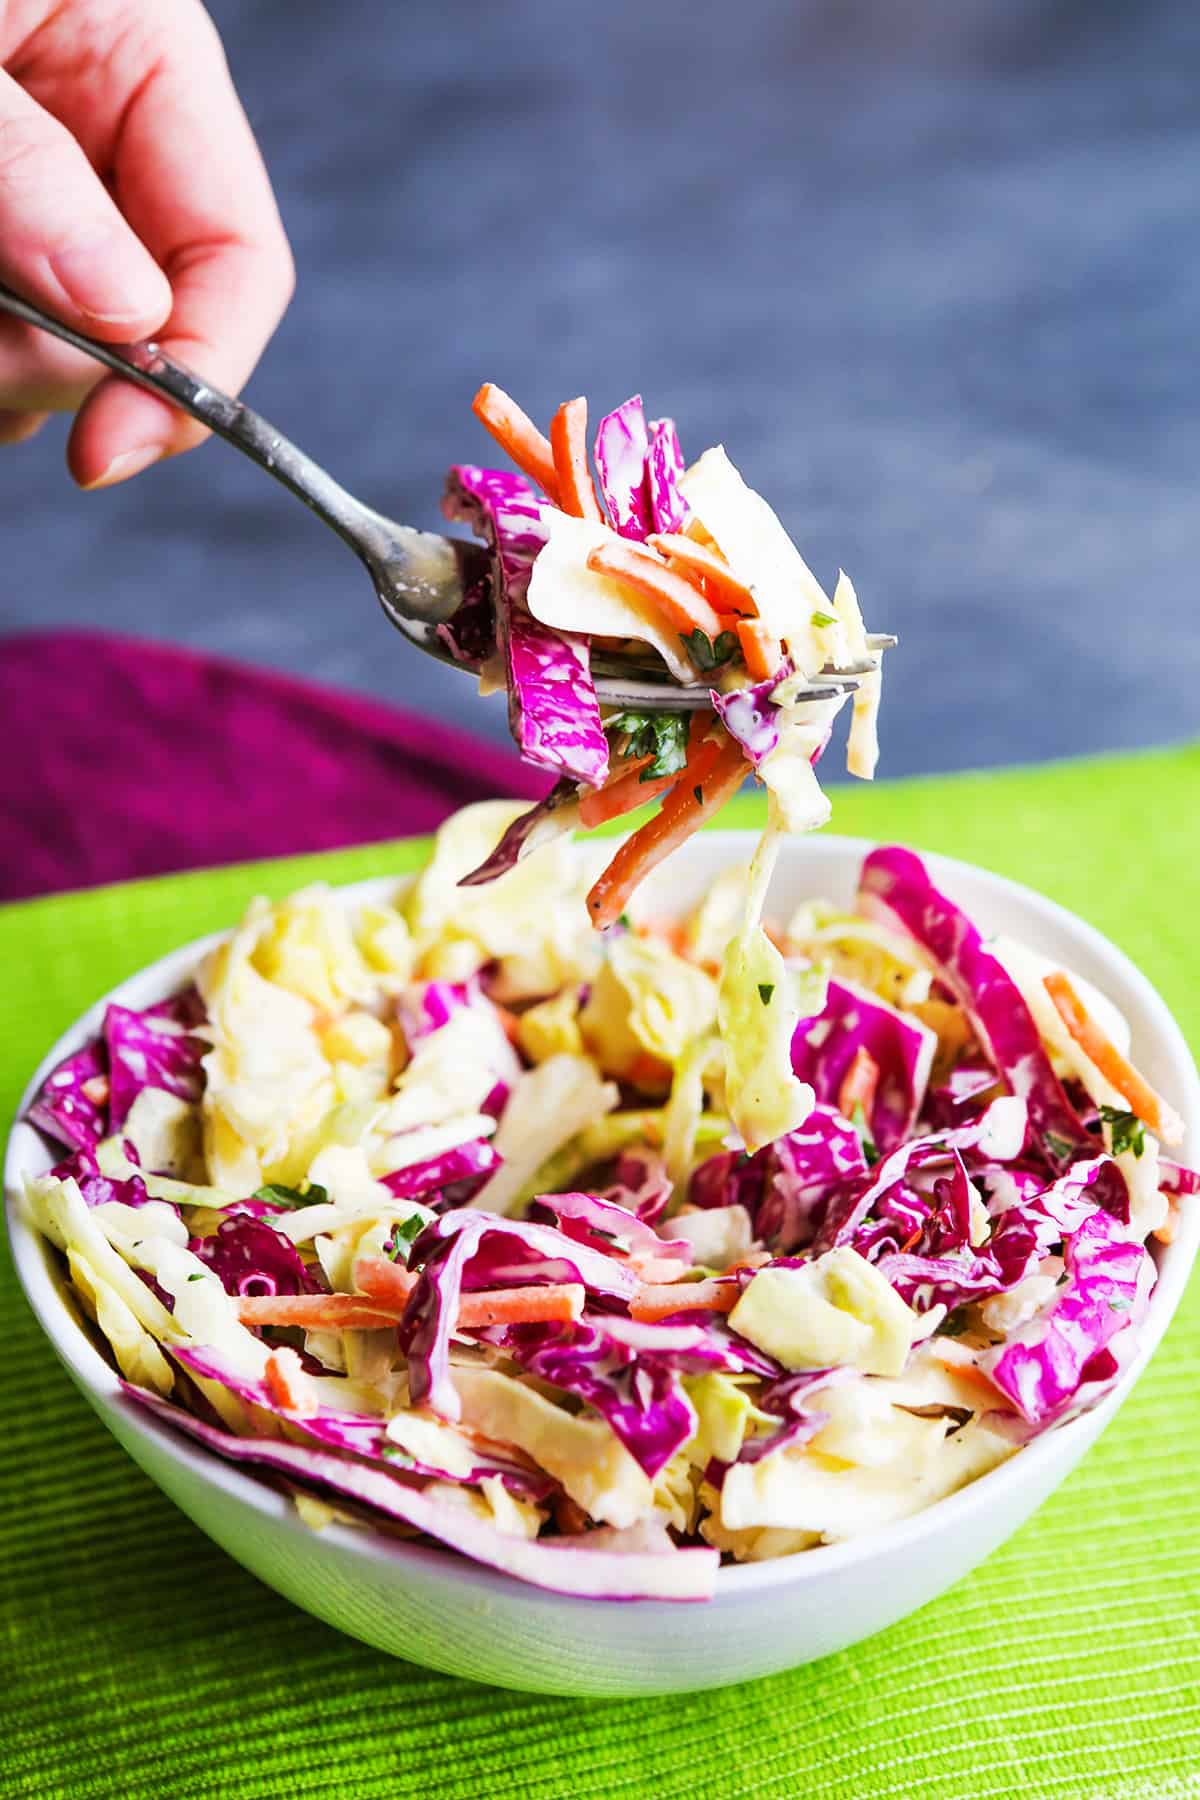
[443,466,609,787]
[606,1152,675,1225]
[710,662,791,768]
[531,1191,691,1267]
[791,978,936,1155]
[121,1384,718,1601]
[380,1138,502,1206]
[190,1216,321,1298]
[457,776,580,888]
[51,1143,153,1209]
[646,419,687,533]
[1161,1159,1200,1196]
[594,396,653,540]
[104,997,206,1130]
[814,1096,1028,1254]
[400,1212,638,1420]
[858,847,1094,1171]
[501,1318,696,1478]
[980,1205,1151,1426]
[875,1155,1117,1314]
[28,1040,108,1151]
[690,1104,867,1255]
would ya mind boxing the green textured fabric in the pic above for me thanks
[4,745,1200,1800]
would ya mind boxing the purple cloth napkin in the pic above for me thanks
[0,630,549,902]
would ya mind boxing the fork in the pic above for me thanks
[0,281,893,712]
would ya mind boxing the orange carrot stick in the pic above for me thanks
[736,618,783,681]
[264,1348,311,1412]
[549,396,605,521]
[239,1295,407,1330]
[1043,971,1184,1146]
[585,540,726,640]
[838,1047,880,1123]
[455,1284,585,1328]
[646,533,758,616]
[472,383,560,503]
[631,1278,739,1321]
[586,737,748,930]
[353,1257,419,1309]
[242,1273,586,1333]
[578,756,674,828]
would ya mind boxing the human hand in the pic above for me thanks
[0,0,293,485]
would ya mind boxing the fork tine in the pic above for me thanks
[593,673,863,712]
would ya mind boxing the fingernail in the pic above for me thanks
[80,444,164,490]
[49,235,170,328]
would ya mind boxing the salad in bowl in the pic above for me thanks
[20,805,1194,1604]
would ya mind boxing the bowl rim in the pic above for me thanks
[7,829,1200,1605]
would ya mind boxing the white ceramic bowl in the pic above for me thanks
[7,833,1199,1696]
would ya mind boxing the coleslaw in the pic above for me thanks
[24,816,1192,1603]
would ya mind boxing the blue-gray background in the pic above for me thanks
[4,0,1196,779]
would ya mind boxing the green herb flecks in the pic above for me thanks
[385,1214,426,1267]
[1043,1132,1077,1166]
[606,710,691,782]
[851,1101,880,1167]
[757,983,775,1006]
[680,628,739,672]
[1099,1105,1147,1159]
[810,610,837,629]
[253,1181,330,1210]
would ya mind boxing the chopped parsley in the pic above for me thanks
[810,610,837,629]
[186,1272,206,1282]
[1099,1105,1146,1159]
[757,983,775,1006]
[679,627,739,672]
[606,709,691,782]
[253,1180,329,1209]
[1043,1132,1077,1166]
[618,912,633,929]
[851,1101,880,1167]
[935,1312,970,1339]
[693,785,704,806]
[385,1214,425,1266]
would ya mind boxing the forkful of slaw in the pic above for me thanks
[444,383,894,938]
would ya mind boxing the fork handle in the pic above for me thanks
[0,280,376,551]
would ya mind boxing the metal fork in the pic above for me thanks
[0,281,893,712]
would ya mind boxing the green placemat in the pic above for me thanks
[4,745,1200,1800]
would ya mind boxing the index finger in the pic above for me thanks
[66,0,294,488]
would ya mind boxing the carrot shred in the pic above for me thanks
[838,1047,880,1123]
[736,618,783,681]
[549,396,605,521]
[647,533,758,616]
[578,756,676,829]
[631,1278,739,1321]
[1153,1201,1179,1246]
[472,382,560,503]
[456,1284,585,1328]
[585,540,727,641]
[1042,971,1184,1146]
[586,736,748,930]
[246,1268,586,1334]
[264,1348,309,1412]
[239,1294,407,1330]
[353,1257,419,1309]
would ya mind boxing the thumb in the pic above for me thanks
[0,68,172,339]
